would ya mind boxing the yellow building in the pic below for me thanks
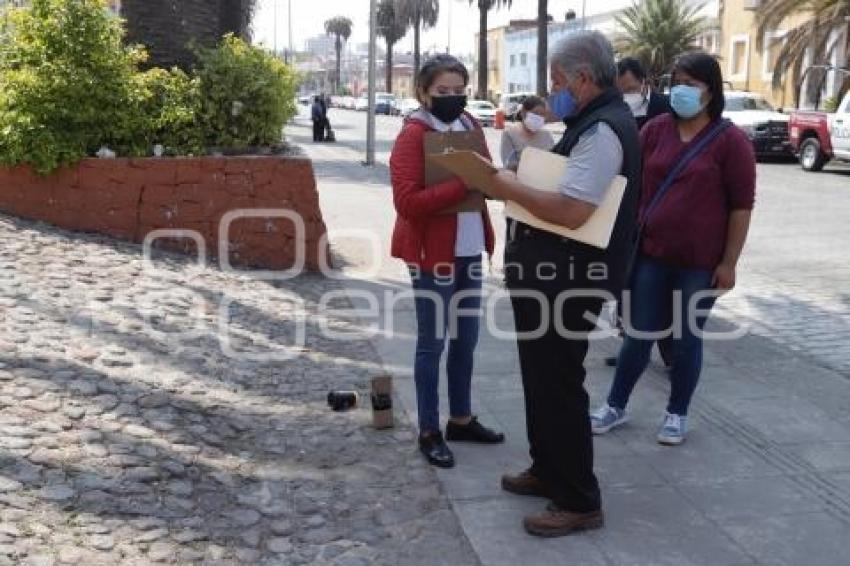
[719,0,847,109]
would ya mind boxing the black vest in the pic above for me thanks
[551,87,641,296]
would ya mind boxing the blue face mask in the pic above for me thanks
[670,85,705,119]
[548,89,577,120]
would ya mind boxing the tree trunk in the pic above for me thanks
[335,36,342,94]
[478,5,487,100]
[536,0,548,96]
[414,8,421,79]
[386,41,394,93]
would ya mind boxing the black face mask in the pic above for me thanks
[429,95,467,124]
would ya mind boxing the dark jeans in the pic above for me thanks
[312,118,324,141]
[410,256,483,434]
[504,222,605,513]
[607,254,717,416]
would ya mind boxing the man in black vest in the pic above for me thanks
[472,31,640,537]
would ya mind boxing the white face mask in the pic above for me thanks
[623,92,648,116]
[523,112,546,133]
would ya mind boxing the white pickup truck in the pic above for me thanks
[789,90,850,171]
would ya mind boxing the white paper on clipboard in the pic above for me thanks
[505,146,627,249]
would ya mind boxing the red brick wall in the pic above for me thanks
[0,156,330,272]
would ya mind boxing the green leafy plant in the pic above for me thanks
[615,0,707,83]
[195,34,298,152]
[132,67,205,156]
[0,0,145,174]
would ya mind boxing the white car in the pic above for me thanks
[354,96,369,111]
[394,98,420,117]
[466,100,497,127]
[724,91,792,158]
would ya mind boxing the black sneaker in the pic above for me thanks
[419,431,455,468]
[445,416,505,444]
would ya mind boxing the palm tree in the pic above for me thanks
[324,16,353,95]
[470,0,512,101]
[398,0,439,78]
[614,0,707,83]
[536,0,549,96]
[755,0,850,107]
[377,0,408,93]
[122,0,258,69]
[219,0,258,40]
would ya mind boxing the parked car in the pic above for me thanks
[789,90,850,171]
[500,91,536,121]
[723,91,792,159]
[466,100,497,127]
[354,96,369,111]
[393,98,420,117]
[375,92,396,115]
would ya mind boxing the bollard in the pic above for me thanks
[495,109,506,130]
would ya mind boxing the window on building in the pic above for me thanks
[730,35,749,79]
[510,54,516,67]
[520,53,527,66]
[762,31,786,79]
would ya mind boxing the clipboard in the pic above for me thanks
[425,150,498,194]
[423,130,489,186]
[505,147,627,250]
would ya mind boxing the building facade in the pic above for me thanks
[503,0,720,97]
[719,0,847,109]
[473,20,537,103]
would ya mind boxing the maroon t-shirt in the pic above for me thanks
[639,114,756,270]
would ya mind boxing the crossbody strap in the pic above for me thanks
[639,119,732,229]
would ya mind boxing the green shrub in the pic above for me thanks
[0,0,144,174]
[0,2,300,174]
[195,34,298,151]
[132,68,205,157]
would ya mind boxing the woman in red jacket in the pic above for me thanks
[390,54,504,468]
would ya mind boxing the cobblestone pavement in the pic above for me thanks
[0,214,477,565]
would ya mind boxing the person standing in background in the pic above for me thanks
[311,95,325,142]
[499,96,555,171]
[617,57,672,130]
[607,57,676,369]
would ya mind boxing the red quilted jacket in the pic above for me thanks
[389,112,496,273]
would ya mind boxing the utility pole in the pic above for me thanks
[582,0,587,30]
[365,0,377,166]
[447,0,452,53]
[273,0,278,57]
[288,0,293,58]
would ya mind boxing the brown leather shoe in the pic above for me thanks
[523,506,604,537]
[501,469,552,498]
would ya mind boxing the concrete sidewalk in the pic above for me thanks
[293,117,850,566]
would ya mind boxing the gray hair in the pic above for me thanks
[550,31,617,88]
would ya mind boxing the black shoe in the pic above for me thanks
[445,416,505,444]
[419,431,455,468]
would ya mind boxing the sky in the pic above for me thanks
[253,0,635,57]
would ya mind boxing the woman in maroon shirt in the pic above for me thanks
[591,52,756,445]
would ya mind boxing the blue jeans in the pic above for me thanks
[607,254,717,416]
[410,256,483,434]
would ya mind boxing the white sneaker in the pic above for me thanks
[657,413,687,445]
[590,404,629,435]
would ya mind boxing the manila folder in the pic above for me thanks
[505,146,627,250]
